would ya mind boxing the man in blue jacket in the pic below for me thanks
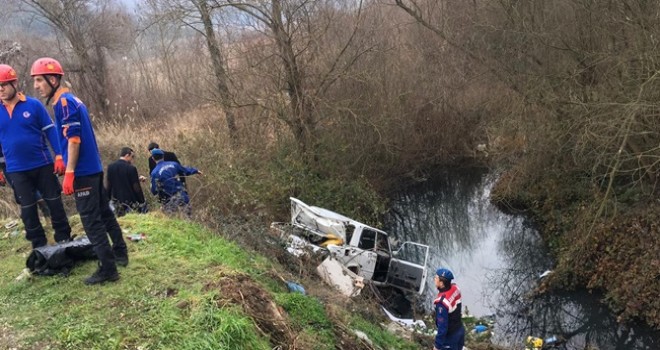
[32,57,127,284]
[150,148,201,217]
[433,268,465,350]
[0,64,71,249]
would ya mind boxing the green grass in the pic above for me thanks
[348,317,420,350]
[0,213,427,349]
[0,213,273,349]
[275,293,335,349]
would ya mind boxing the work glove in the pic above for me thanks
[0,172,5,186]
[63,171,75,195]
[53,155,66,176]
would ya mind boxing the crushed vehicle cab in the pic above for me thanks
[276,197,430,295]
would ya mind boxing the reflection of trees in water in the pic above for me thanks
[384,169,659,349]
[490,222,659,350]
[384,168,491,256]
[493,289,660,349]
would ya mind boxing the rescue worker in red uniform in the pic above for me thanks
[32,57,127,284]
[0,64,71,248]
[433,268,465,350]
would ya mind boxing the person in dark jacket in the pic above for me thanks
[150,148,201,216]
[433,268,465,350]
[146,142,185,186]
[105,147,147,217]
[0,64,71,248]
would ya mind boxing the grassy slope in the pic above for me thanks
[0,213,420,350]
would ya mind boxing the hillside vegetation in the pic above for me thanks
[1,0,658,332]
[0,213,424,350]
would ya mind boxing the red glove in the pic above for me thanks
[0,172,5,186]
[54,155,66,176]
[63,171,75,195]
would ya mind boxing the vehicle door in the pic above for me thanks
[386,242,430,294]
[337,228,379,281]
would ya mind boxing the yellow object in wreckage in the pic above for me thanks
[525,336,544,350]
[320,233,344,247]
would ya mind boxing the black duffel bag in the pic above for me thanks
[26,237,97,276]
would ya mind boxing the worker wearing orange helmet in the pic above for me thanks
[0,63,71,249]
[32,57,127,285]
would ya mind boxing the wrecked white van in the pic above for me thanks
[271,197,430,295]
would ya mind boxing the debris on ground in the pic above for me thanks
[316,256,364,297]
[381,306,426,330]
[126,233,146,242]
[285,281,306,295]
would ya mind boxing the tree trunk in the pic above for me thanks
[271,0,315,156]
[196,0,238,145]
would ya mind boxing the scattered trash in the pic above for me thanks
[524,334,563,349]
[539,270,553,279]
[3,227,20,240]
[473,325,488,333]
[480,314,496,323]
[15,268,32,282]
[353,330,373,345]
[4,220,18,229]
[127,233,146,242]
[381,306,427,330]
[544,335,562,346]
[525,336,544,350]
[285,281,306,295]
[384,321,416,341]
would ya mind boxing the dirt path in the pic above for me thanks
[0,322,21,350]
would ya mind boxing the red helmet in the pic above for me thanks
[0,64,18,83]
[31,57,64,76]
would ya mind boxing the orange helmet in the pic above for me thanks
[31,57,64,76]
[0,64,18,83]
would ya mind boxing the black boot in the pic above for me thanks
[31,238,47,249]
[84,263,119,285]
[115,251,129,267]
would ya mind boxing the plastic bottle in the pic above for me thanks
[545,335,558,345]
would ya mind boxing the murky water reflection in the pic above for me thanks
[383,169,659,349]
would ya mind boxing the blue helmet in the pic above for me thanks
[436,268,454,281]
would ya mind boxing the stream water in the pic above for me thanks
[382,169,659,350]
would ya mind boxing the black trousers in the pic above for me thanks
[73,173,127,273]
[1,168,21,203]
[113,201,148,217]
[7,165,72,248]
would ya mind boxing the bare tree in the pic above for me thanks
[222,0,368,157]
[195,0,238,144]
[146,0,238,141]
[19,0,135,117]
[395,0,660,196]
